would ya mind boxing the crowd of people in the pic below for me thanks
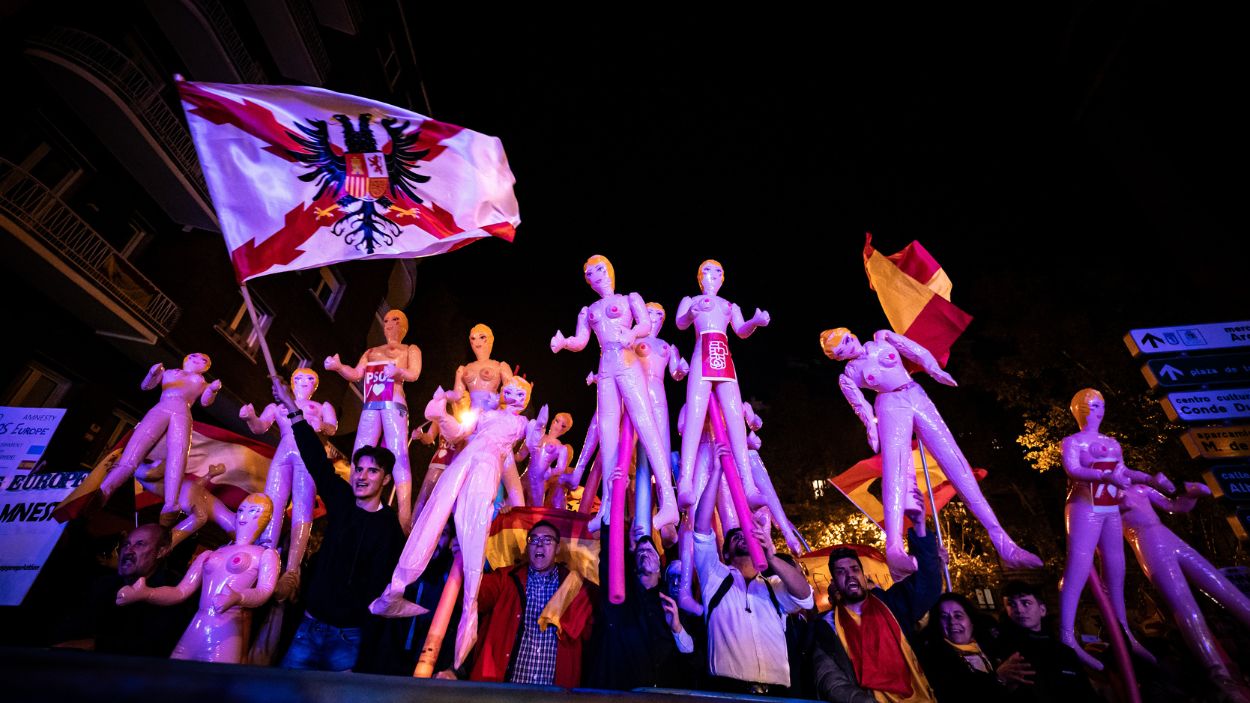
[51,393,1130,703]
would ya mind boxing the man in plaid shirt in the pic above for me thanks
[463,520,595,687]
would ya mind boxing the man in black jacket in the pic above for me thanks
[272,377,407,672]
[811,493,945,703]
[991,581,1099,703]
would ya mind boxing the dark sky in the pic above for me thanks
[391,7,1244,479]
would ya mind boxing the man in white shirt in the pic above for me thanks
[693,446,814,695]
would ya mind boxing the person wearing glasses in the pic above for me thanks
[447,520,595,687]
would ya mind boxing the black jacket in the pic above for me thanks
[294,420,406,629]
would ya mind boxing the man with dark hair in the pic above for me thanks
[693,450,814,695]
[55,523,193,656]
[272,377,406,672]
[812,488,944,703]
[460,519,595,686]
[992,581,1099,702]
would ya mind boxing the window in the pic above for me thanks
[378,33,402,92]
[311,266,345,316]
[4,362,70,407]
[811,479,825,499]
[81,409,136,470]
[216,295,273,360]
[280,339,313,378]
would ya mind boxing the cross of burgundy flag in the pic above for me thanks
[178,81,520,282]
[862,233,972,367]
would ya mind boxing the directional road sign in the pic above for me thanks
[1162,388,1250,423]
[1141,352,1250,390]
[1204,465,1250,503]
[1182,424,1250,460]
[1125,321,1250,357]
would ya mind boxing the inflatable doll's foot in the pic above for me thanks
[1124,629,1157,665]
[885,548,918,581]
[369,584,429,618]
[1061,633,1104,671]
[652,503,679,532]
[158,507,182,529]
[996,539,1043,570]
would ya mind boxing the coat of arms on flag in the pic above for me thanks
[177,81,520,282]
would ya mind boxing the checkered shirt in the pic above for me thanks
[507,566,561,685]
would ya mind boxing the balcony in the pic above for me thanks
[25,27,218,232]
[146,0,268,84]
[246,0,330,86]
[0,158,180,343]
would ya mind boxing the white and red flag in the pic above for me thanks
[178,81,520,282]
[862,233,972,367]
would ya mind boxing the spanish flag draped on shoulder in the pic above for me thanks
[177,80,520,282]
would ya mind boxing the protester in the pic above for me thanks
[457,520,594,686]
[54,524,193,657]
[584,522,695,689]
[919,592,1030,702]
[992,581,1099,702]
[811,491,943,703]
[693,447,814,695]
[272,377,406,671]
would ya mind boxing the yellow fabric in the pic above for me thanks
[923,268,953,302]
[538,571,584,633]
[947,639,992,673]
[834,606,936,703]
[863,249,937,333]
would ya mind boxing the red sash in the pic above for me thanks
[363,363,395,403]
[1090,460,1121,512]
[700,331,737,382]
[837,597,913,696]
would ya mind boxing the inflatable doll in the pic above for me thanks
[116,493,279,663]
[413,324,512,518]
[1121,481,1250,699]
[326,309,421,530]
[820,328,1041,579]
[240,368,337,573]
[675,260,768,511]
[93,353,222,525]
[1058,388,1173,668]
[370,378,546,669]
[550,255,679,529]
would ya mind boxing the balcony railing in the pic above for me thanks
[193,0,267,84]
[26,27,211,205]
[0,159,180,336]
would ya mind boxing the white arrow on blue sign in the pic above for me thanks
[1141,353,1250,390]
[1125,321,1250,357]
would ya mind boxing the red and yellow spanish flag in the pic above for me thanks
[863,233,972,367]
[486,507,600,632]
[828,445,987,529]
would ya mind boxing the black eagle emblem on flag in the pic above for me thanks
[286,113,430,254]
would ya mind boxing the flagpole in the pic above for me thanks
[915,438,952,591]
[240,283,278,379]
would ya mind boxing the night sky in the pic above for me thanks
[383,8,1244,487]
